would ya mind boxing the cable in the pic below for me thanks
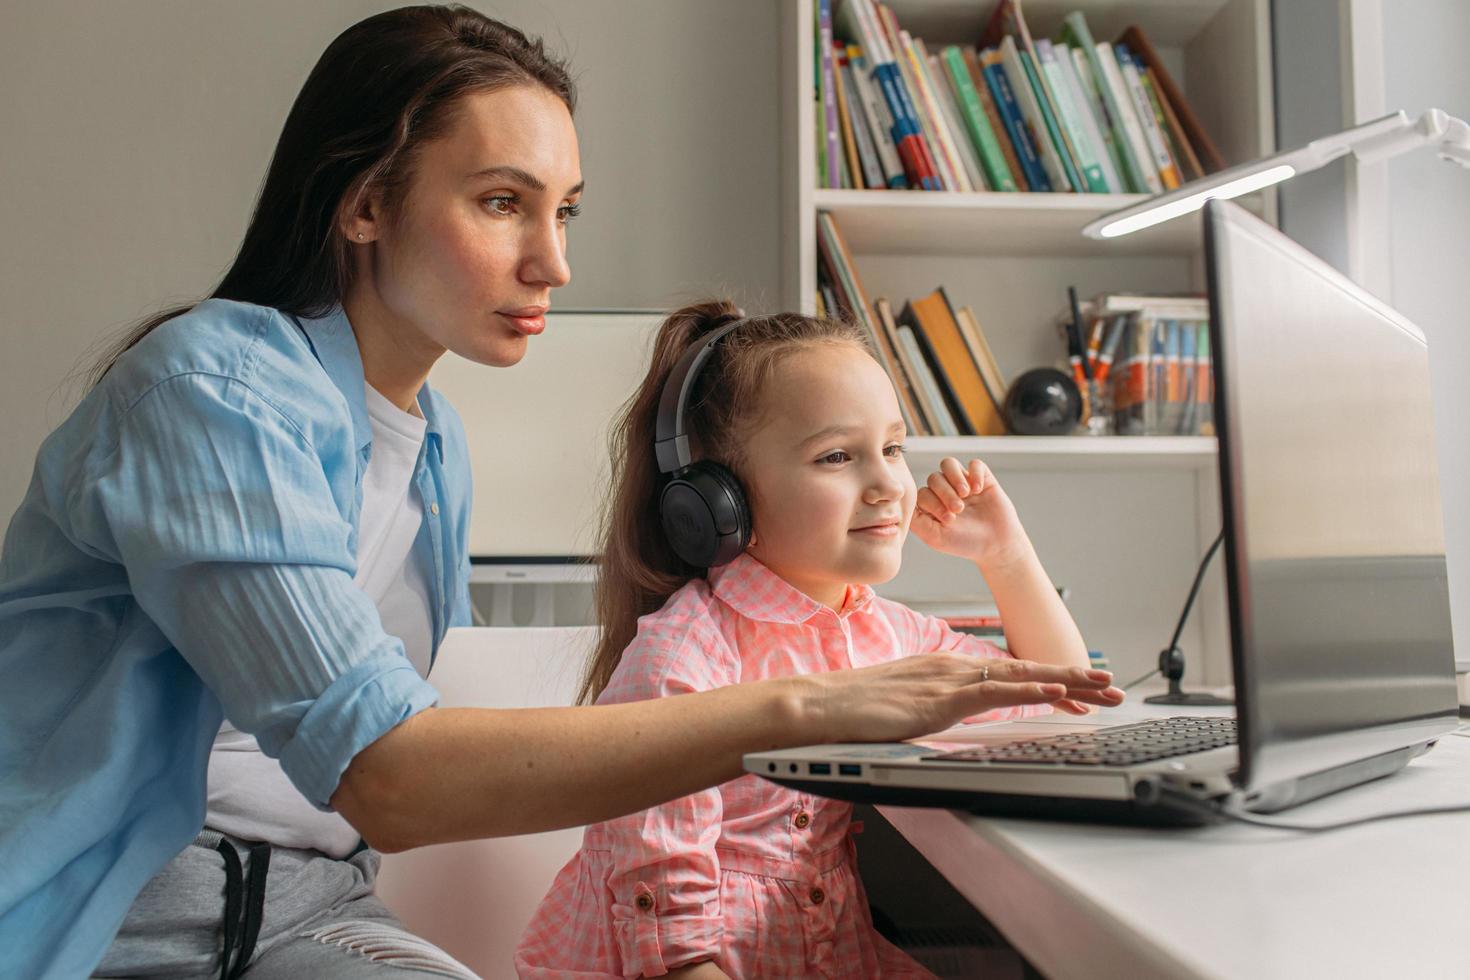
[1123,529,1227,693]
[1156,788,1470,832]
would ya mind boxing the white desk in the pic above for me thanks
[878,701,1470,980]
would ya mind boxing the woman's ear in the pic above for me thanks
[340,186,385,245]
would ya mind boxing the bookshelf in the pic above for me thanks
[777,0,1276,685]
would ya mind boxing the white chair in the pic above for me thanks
[376,627,595,979]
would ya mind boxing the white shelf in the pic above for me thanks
[904,435,1217,469]
[813,189,1264,257]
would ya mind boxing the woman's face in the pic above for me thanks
[353,84,583,368]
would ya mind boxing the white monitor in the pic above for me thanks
[428,311,662,562]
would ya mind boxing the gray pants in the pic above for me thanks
[95,830,479,979]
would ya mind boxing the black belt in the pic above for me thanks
[215,837,271,979]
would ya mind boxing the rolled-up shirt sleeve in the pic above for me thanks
[596,615,737,976]
[83,372,439,809]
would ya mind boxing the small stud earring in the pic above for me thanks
[356,232,365,241]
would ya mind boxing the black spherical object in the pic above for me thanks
[1002,368,1083,436]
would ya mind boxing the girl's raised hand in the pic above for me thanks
[910,457,1026,567]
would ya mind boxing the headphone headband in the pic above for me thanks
[653,317,745,474]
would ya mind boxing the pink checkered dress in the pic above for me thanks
[515,554,1040,979]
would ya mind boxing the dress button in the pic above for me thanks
[809,887,825,905]
[635,893,654,912]
[429,502,440,516]
[794,811,811,829]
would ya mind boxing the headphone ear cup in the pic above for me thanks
[658,461,751,568]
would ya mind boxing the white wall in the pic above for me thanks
[0,0,782,523]
[1378,0,1470,667]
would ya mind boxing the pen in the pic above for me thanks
[1067,286,1092,386]
[1094,314,1127,384]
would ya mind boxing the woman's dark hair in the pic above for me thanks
[89,4,575,384]
[578,300,871,706]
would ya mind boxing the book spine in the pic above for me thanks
[1096,42,1162,193]
[1063,12,1150,193]
[897,326,960,436]
[1067,44,1126,192]
[1116,44,1181,191]
[1142,66,1201,181]
[982,52,1050,192]
[927,51,990,190]
[849,47,908,187]
[818,0,841,188]
[1019,47,1081,191]
[998,36,1068,193]
[891,29,963,190]
[942,45,1017,192]
[1035,39,1108,193]
[1053,42,1122,192]
[832,42,862,187]
[837,49,885,188]
[1195,321,1214,436]
[841,0,941,190]
[964,47,1025,190]
[901,33,972,191]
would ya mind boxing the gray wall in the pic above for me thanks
[0,0,781,522]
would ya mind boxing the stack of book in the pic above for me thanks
[817,211,1008,438]
[1064,294,1214,436]
[816,0,1226,194]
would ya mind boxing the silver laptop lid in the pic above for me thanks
[1205,200,1459,794]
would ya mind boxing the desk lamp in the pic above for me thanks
[1082,108,1470,240]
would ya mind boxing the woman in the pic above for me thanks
[0,7,1118,977]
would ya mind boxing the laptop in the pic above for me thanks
[743,199,1461,825]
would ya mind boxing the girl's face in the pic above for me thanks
[351,84,583,368]
[741,344,917,608]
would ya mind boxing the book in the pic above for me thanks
[1058,12,1150,193]
[941,45,1017,191]
[818,0,841,188]
[836,0,943,189]
[962,46,1026,190]
[890,19,968,190]
[1115,43,1181,190]
[848,45,909,188]
[1194,320,1215,436]
[954,305,1009,410]
[896,324,960,435]
[1052,41,1123,192]
[917,41,987,191]
[1117,24,1226,173]
[903,290,1007,436]
[1144,65,1205,181]
[1065,43,1128,192]
[1094,42,1162,193]
[980,48,1050,191]
[874,296,933,435]
[997,36,1073,192]
[836,45,885,188]
[1035,39,1109,192]
[831,41,865,187]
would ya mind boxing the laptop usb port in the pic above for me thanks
[808,763,831,775]
[838,764,862,777]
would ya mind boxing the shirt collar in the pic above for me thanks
[296,305,445,465]
[707,553,876,626]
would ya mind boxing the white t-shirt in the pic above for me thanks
[204,384,434,856]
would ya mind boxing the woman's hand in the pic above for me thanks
[795,652,1123,744]
[910,457,1026,568]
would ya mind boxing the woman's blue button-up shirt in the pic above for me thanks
[0,299,472,978]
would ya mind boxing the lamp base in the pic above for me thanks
[1144,689,1233,706]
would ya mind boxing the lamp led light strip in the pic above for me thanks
[1084,109,1470,240]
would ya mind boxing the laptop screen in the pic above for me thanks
[1205,200,1459,794]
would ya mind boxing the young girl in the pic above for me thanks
[515,301,1123,979]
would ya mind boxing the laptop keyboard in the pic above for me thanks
[926,716,1237,767]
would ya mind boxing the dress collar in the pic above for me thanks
[707,553,876,626]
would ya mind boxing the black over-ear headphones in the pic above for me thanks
[653,318,753,568]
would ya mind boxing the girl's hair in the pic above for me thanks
[579,299,871,705]
[88,4,575,385]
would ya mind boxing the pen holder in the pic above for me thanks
[1082,379,1113,435]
